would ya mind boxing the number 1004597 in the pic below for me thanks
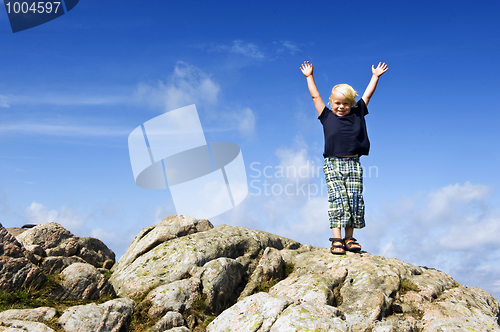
[5,2,61,14]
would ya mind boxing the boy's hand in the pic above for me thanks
[300,61,314,77]
[372,62,388,77]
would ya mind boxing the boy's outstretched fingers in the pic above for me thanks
[300,61,313,77]
[372,62,389,77]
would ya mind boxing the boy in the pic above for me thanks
[300,61,388,254]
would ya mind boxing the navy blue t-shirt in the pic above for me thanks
[318,98,370,158]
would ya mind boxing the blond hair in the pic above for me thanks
[329,84,358,107]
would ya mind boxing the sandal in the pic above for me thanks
[329,238,345,255]
[344,236,362,252]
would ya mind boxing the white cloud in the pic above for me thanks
[241,137,329,246]
[154,202,177,225]
[135,61,220,112]
[0,123,130,137]
[90,228,117,242]
[25,202,88,234]
[199,40,301,59]
[230,40,265,59]
[494,279,500,293]
[200,40,265,59]
[207,107,257,136]
[237,108,256,136]
[0,95,10,108]
[274,41,301,55]
[0,93,132,107]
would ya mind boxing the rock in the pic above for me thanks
[53,263,116,300]
[103,259,114,270]
[0,223,45,291]
[239,247,285,300]
[0,320,54,332]
[58,298,136,332]
[200,257,245,314]
[153,312,185,332]
[144,278,202,318]
[110,224,299,298]
[270,273,338,306]
[15,222,115,268]
[41,255,87,274]
[24,244,46,257]
[5,227,26,238]
[212,246,500,331]
[15,222,72,250]
[0,307,57,322]
[206,292,294,332]
[3,216,500,332]
[162,328,189,332]
[185,314,198,329]
[270,303,345,332]
[114,215,214,270]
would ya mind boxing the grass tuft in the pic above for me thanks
[126,300,155,332]
[255,279,279,293]
[284,263,294,278]
[400,279,419,293]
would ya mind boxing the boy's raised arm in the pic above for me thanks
[361,62,388,106]
[300,61,326,116]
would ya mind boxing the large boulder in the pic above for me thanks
[206,292,294,332]
[110,222,299,298]
[207,247,500,332]
[0,320,54,332]
[52,263,115,300]
[114,215,214,270]
[0,223,45,291]
[15,222,115,268]
[200,257,245,314]
[144,278,202,318]
[58,298,136,332]
[41,255,87,274]
[0,307,57,322]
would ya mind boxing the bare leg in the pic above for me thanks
[345,227,354,239]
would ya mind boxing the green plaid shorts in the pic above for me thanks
[323,157,366,229]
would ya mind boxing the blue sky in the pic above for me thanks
[1,0,499,300]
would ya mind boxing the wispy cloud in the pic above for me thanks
[273,40,301,55]
[198,40,265,59]
[197,40,301,59]
[25,201,88,234]
[205,107,257,136]
[230,40,265,59]
[135,61,220,112]
[0,93,133,108]
[0,95,9,108]
[0,123,130,137]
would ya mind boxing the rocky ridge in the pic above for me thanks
[0,215,498,332]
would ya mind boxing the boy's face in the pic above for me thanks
[330,91,352,116]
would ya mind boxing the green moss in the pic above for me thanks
[132,285,156,303]
[195,315,216,331]
[102,270,113,280]
[126,300,155,332]
[400,279,419,293]
[0,273,116,314]
[284,263,295,278]
[255,279,279,293]
[183,294,217,331]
